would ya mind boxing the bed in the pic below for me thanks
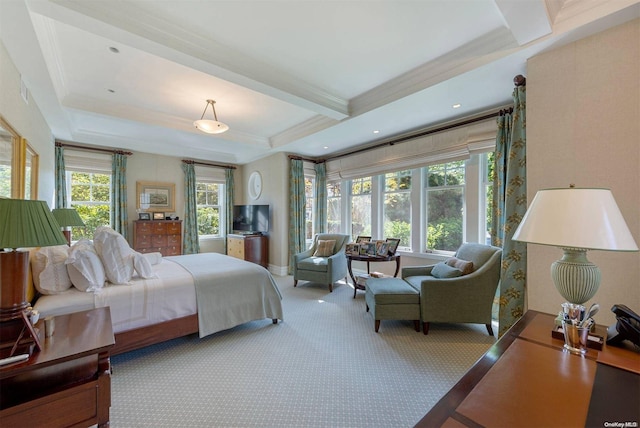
[33,248,283,355]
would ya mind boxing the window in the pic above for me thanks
[383,170,411,247]
[327,181,341,234]
[69,171,111,240]
[196,181,225,237]
[424,160,465,252]
[304,177,315,240]
[350,176,372,240]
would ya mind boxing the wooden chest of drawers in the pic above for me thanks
[133,220,182,256]
[227,234,268,268]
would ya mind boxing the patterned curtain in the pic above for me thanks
[225,168,234,254]
[54,144,67,208]
[288,158,306,274]
[313,162,327,234]
[491,82,527,336]
[111,152,128,238]
[182,161,200,254]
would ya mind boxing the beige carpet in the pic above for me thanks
[110,276,496,427]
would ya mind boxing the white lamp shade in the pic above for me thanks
[194,119,229,134]
[512,188,638,251]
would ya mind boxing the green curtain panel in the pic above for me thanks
[55,144,67,209]
[182,161,200,254]
[225,168,234,254]
[111,152,128,238]
[491,85,527,337]
[288,158,306,275]
[314,162,327,234]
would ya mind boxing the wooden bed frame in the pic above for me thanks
[110,314,279,355]
[111,314,199,355]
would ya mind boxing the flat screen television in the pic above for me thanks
[232,205,270,234]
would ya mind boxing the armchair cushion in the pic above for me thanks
[445,257,473,275]
[297,257,330,272]
[431,262,463,279]
[313,240,336,257]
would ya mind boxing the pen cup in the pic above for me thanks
[562,320,589,354]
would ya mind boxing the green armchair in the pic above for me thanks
[293,233,350,292]
[401,243,502,336]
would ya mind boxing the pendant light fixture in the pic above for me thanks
[194,99,229,134]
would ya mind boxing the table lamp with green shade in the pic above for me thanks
[52,208,85,246]
[512,187,638,307]
[0,199,68,356]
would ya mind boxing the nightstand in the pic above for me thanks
[0,307,115,427]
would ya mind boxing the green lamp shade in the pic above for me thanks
[0,199,68,249]
[52,208,86,228]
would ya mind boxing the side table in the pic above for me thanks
[347,254,401,298]
[0,307,115,427]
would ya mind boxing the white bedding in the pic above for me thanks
[33,253,284,339]
[34,258,197,334]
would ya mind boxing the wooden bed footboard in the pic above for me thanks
[111,314,199,355]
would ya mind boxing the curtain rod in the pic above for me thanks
[55,141,132,156]
[323,74,526,163]
[287,155,323,164]
[182,159,236,170]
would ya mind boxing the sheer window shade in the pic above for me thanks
[326,119,496,181]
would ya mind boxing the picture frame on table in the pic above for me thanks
[355,235,371,244]
[138,212,151,221]
[377,242,390,257]
[346,243,360,256]
[153,212,165,220]
[136,181,175,212]
[386,238,401,255]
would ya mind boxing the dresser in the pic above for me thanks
[133,220,182,256]
[227,234,268,268]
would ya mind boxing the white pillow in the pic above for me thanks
[93,226,134,284]
[31,245,72,295]
[133,251,155,279]
[66,239,106,292]
[142,252,163,265]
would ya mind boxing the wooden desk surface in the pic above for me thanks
[417,310,640,427]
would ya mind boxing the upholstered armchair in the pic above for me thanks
[293,233,350,292]
[401,243,502,336]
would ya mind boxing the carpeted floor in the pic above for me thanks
[110,276,496,427]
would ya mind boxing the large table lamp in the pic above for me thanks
[512,187,638,305]
[52,208,85,245]
[0,199,67,356]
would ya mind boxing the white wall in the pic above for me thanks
[240,153,289,274]
[526,19,640,327]
[0,41,55,203]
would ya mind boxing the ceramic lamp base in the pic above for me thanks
[551,248,600,305]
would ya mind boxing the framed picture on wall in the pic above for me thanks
[136,181,175,212]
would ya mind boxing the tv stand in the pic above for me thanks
[227,234,268,269]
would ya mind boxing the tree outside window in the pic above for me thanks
[383,170,411,248]
[351,176,371,240]
[327,181,341,233]
[425,161,465,252]
[304,177,315,240]
[70,171,111,240]
[196,182,224,237]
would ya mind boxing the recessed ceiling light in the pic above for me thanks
[323,146,329,150]
[109,47,119,53]
[452,103,461,109]
[373,130,380,134]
